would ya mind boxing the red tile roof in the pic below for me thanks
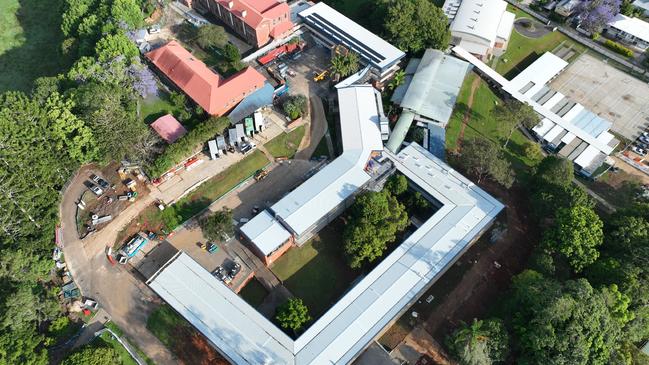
[146,41,266,116]
[215,0,291,29]
[150,114,187,143]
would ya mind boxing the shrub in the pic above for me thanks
[148,116,231,177]
[282,94,308,120]
[603,40,634,57]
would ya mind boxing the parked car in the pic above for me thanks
[635,142,648,150]
[148,25,160,34]
[632,146,647,155]
[213,266,226,281]
[240,142,256,155]
[90,174,100,184]
[229,262,241,278]
[90,185,103,196]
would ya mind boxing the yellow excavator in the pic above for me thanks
[313,69,328,82]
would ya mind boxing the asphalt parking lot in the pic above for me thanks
[550,53,649,140]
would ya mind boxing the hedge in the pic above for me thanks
[148,116,230,177]
[603,40,634,58]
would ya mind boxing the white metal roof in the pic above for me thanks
[633,0,649,12]
[147,252,295,364]
[148,142,504,365]
[271,85,383,238]
[510,52,568,90]
[533,118,556,137]
[450,0,508,45]
[239,210,292,256]
[453,46,615,155]
[496,11,516,41]
[574,145,601,168]
[298,2,405,70]
[608,14,649,43]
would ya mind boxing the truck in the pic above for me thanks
[118,232,149,261]
[257,42,303,65]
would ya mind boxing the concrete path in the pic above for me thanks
[295,96,327,160]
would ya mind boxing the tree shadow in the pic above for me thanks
[0,0,72,93]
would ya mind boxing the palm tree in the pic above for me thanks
[330,51,360,81]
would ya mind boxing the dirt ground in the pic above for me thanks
[378,181,537,361]
[173,323,229,365]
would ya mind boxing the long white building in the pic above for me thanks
[147,141,503,364]
[453,47,619,177]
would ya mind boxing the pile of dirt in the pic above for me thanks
[172,325,230,365]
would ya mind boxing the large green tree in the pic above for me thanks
[446,318,509,365]
[508,271,627,365]
[462,137,515,188]
[343,191,409,268]
[543,205,603,272]
[196,25,229,49]
[492,99,539,148]
[61,345,119,365]
[384,0,451,52]
[275,298,311,332]
[201,209,234,242]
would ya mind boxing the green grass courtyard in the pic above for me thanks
[0,0,72,92]
[264,125,306,158]
[270,221,358,319]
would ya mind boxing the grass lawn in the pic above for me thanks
[578,170,643,210]
[494,6,585,78]
[264,126,306,158]
[150,150,269,230]
[446,72,539,182]
[96,332,138,365]
[139,92,184,125]
[146,305,191,350]
[271,221,357,319]
[104,321,155,365]
[239,278,269,308]
[0,0,72,92]
[311,135,330,159]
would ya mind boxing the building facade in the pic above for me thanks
[187,0,294,48]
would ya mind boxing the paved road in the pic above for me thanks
[295,96,328,160]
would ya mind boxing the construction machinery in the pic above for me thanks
[313,69,328,82]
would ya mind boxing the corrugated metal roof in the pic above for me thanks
[397,49,471,125]
[239,210,291,256]
[298,3,405,70]
[450,0,508,45]
[227,82,274,123]
[148,143,504,365]
[609,14,649,43]
[271,85,383,238]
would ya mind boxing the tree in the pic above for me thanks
[384,0,451,52]
[61,345,119,365]
[275,298,311,332]
[446,318,509,365]
[330,51,360,80]
[388,70,406,90]
[110,0,144,29]
[508,271,625,365]
[534,156,573,187]
[523,142,543,165]
[543,205,603,272]
[220,43,244,73]
[343,191,409,268]
[94,31,139,63]
[578,0,621,34]
[385,174,408,196]
[462,137,515,188]
[492,99,539,148]
[282,94,308,120]
[196,24,229,49]
[201,209,234,242]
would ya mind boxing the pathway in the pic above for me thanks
[295,96,327,160]
[456,77,481,152]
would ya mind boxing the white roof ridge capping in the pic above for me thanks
[451,46,615,155]
[269,85,384,238]
[147,142,504,364]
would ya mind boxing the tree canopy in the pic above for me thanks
[384,0,451,52]
[578,0,621,34]
[446,318,509,365]
[343,191,409,269]
[275,298,311,332]
[542,205,603,272]
[462,137,515,188]
[196,25,229,49]
[492,99,539,148]
[61,345,119,365]
[330,51,360,80]
[200,209,234,242]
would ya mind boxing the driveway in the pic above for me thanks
[295,96,328,160]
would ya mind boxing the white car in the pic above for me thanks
[632,145,647,156]
[90,185,104,196]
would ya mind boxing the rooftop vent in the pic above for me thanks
[228,1,234,8]
[241,10,247,17]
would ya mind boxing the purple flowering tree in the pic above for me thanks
[578,0,621,34]
[128,63,158,98]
